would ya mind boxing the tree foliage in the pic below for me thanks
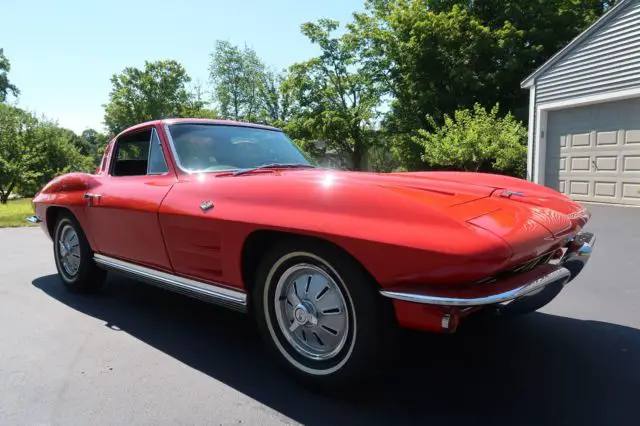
[208,41,266,122]
[414,103,527,177]
[103,60,198,134]
[260,69,293,127]
[0,104,39,203]
[0,48,20,103]
[283,19,383,170]
[0,104,94,203]
[350,0,614,170]
[180,79,219,120]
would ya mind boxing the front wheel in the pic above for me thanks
[53,212,105,293]
[253,240,394,389]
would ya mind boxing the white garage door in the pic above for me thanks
[545,97,640,206]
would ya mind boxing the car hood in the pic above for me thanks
[192,169,587,250]
[204,168,587,222]
[211,168,498,208]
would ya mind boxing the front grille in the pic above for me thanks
[474,250,556,286]
[508,251,556,274]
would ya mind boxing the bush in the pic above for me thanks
[413,103,527,177]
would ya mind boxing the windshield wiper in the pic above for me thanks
[232,163,316,176]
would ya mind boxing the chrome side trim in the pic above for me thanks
[93,254,247,312]
[380,266,571,307]
[25,215,42,224]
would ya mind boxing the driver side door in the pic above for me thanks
[85,126,176,271]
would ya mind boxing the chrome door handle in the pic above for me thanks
[84,193,101,206]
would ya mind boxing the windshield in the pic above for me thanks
[166,123,313,172]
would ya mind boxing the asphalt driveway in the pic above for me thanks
[0,203,638,425]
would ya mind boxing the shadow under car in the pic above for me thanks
[32,272,640,426]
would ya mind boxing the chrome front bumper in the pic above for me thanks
[380,230,596,308]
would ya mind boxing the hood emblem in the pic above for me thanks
[200,200,214,211]
[500,190,525,198]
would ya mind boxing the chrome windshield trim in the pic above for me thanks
[163,123,194,174]
[94,254,247,312]
[380,266,571,307]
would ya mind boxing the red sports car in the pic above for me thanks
[28,119,595,388]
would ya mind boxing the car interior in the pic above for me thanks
[111,128,168,176]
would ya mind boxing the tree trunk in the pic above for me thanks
[351,151,362,171]
[351,145,368,171]
[0,182,15,204]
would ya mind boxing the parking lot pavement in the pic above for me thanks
[0,203,638,425]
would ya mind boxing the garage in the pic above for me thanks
[546,98,640,205]
[521,0,640,206]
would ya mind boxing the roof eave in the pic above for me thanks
[521,78,535,89]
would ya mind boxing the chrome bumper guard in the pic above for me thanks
[380,230,596,308]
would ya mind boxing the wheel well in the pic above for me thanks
[45,206,71,238]
[240,230,378,308]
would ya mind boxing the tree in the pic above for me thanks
[0,48,20,102]
[21,122,95,196]
[260,69,292,127]
[350,0,614,169]
[180,79,219,119]
[208,41,266,121]
[80,128,111,166]
[414,103,527,177]
[103,60,194,134]
[0,104,39,203]
[1,104,95,202]
[284,19,383,170]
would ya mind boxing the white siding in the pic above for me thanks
[536,0,640,104]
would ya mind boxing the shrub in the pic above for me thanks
[413,103,527,177]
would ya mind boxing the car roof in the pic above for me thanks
[118,118,282,136]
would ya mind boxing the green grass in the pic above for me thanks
[0,198,37,228]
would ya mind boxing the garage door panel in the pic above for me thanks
[625,130,640,144]
[595,156,617,171]
[559,157,567,171]
[569,181,590,196]
[623,155,640,171]
[596,130,618,146]
[622,182,640,200]
[594,181,616,197]
[546,97,640,206]
[570,156,591,171]
[570,133,591,148]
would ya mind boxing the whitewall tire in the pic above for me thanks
[53,212,105,293]
[253,239,394,389]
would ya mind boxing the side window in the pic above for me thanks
[147,129,169,174]
[111,128,169,176]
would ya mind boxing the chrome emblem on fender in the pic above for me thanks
[200,200,214,211]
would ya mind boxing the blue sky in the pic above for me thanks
[1,0,364,134]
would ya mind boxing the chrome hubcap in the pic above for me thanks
[274,264,349,361]
[58,225,80,277]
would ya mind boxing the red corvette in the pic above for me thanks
[28,118,595,387]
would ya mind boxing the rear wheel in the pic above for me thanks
[53,212,105,293]
[253,240,394,389]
